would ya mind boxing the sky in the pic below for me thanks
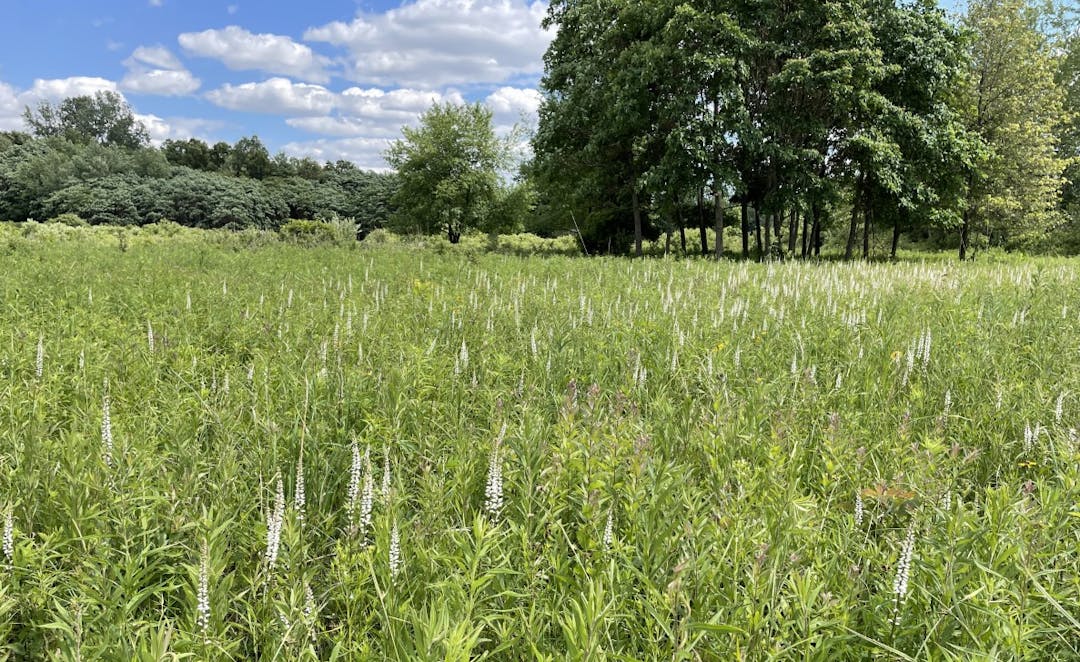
[0,0,963,171]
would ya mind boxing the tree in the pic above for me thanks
[957,0,1069,258]
[162,138,213,171]
[23,91,148,148]
[1057,16,1080,230]
[228,136,272,180]
[385,102,512,243]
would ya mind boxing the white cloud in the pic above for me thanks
[282,136,394,171]
[1,77,119,132]
[227,4,239,15]
[135,113,224,145]
[0,81,22,131]
[284,87,463,141]
[127,45,183,71]
[304,0,552,88]
[205,78,336,115]
[149,0,164,6]
[121,46,200,96]
[283,86,540,170]
[179,26,331,83]
[337,87,463,120]
[485,86,540,127]
[122,69,201,96]
[21,77,118,104]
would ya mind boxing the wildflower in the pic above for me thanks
[943,390,952,420]
[196,538,211,636]
[295,454,306,526]
[381,456,392,501]
[602,509,614,549]
[854,493,864,527]
[101,381,114,467]
[359,452,374,539]
[265,474,286,571]
[35,335,43,379]
[891,524,916,625]
[147,320,155,353]
[303,582,317,644]
[2,507,13,562]
[346,441,364,534]
[1055,392,1065,425]
[389,520,401,581]
[484,425,506,518]
[456,339,469,374]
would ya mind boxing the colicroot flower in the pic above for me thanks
[196,538,211,636]
[891,524,916,625]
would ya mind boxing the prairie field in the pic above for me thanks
[1,232,1079,660]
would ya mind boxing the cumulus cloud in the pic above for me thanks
[121,46,200,96]
[303,0,552,88]
[0,77,120,131]
[282,136,395,171]
[485,86,541,127]
[205,78,336,115]
[179,26,331,83]
[21,76,118,103]
[135,113,225,145]
[0,82,22,131]
[282,86,541,170]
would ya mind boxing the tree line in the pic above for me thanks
[0,92,397,232]
[529,0,1079,258]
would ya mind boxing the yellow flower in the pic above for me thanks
[891,350,901,362]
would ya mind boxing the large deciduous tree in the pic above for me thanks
[23,91,149,149]
[385,102,512,243]
[957,0,1069,258]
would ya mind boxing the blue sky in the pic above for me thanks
[0,0,962,170]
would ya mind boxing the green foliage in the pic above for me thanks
[45,212,87,227]
[22,91,149,148]
[957,0,1071,257]
[386,102,515,243]
[279,218,358,246]
[0,233,1078,659]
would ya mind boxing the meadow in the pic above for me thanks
[0,226,1078,660]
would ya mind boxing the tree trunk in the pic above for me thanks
[812,208,822,257]
[678,205,687,254]
[632,186,643,257]
[958,208,971,261]
[665,229,671,255]
[697,188,709,255]
[764,209,772,256]
[844,180,860,260]
[714,184,725,259]
[862,201,871,260]
[753,201,763,258]
[787,209,798,254]
[891,214,902,259]
[740,200,749,258]
[801,207,810,258]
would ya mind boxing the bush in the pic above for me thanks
[279,219,340,245]
[46,212,88,227]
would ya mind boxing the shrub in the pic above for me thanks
[279,219,339,244]
[46,212,88,227]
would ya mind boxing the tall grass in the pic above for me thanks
[0,232,1077,660]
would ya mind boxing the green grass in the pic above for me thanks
[0,228,1078,660]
